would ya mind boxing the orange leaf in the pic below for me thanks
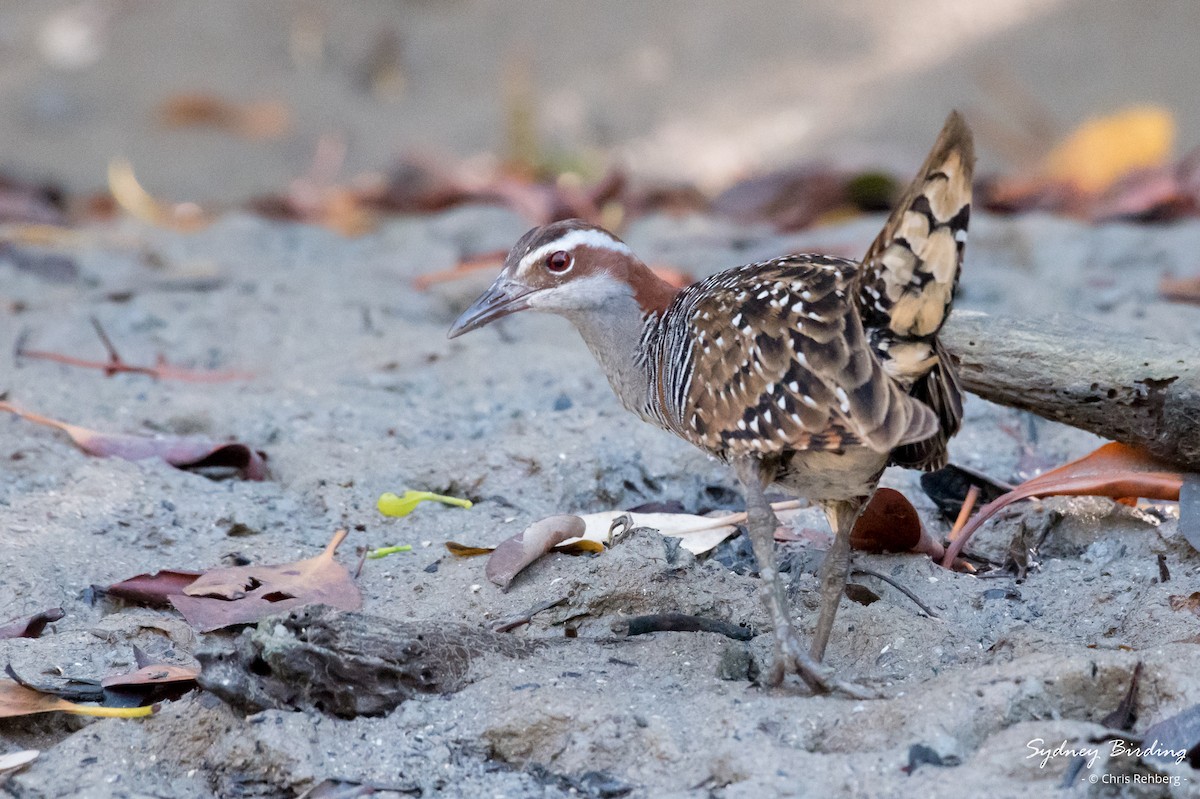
[1041,106,1174,195]
[941,443,1184,568]
[1161,274,1200,305]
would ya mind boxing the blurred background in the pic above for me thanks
[1,0,1198,204]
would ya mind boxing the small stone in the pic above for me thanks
[716,642,757,681]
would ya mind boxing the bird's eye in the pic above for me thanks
[546,250,573,273]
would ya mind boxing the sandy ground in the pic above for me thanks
[1,206,1199,798]
[2,2,1200,798]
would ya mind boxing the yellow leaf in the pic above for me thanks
[1041,106,1175,194]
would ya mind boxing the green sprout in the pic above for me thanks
[377,490,473,518]
[366,544,413,560]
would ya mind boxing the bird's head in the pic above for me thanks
[447,220,677,338]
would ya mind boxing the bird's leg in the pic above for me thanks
[811,498,868,662]
[732,458,872,699]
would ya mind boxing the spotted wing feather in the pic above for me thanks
[648,256,937,460]
[857,110,973,348]
[856,111,974,470]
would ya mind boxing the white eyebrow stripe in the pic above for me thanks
[518,229,632,273]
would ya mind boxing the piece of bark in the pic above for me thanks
[195,605,542,718]
[940,311,1200,470]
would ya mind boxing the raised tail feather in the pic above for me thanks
[857,110,974,470]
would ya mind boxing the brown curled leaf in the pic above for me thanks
[100,656,200,706]
[851,488,944,560]
[0,608,64,640]
[485,514,587,591]
[171,530,362,632]
[0,400,268,480]
[445,541,495,557]
[447,539,602,559]
[941,442,1186,568]
[101,663,198,688]
[100,570,202,606]
[1169,592,1200,616]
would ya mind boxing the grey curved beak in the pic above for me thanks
[447,277,536,338]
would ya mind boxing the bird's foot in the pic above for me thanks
[765,624,878,701]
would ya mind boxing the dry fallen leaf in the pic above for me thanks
[0,750,39,774]
[549,501,807,556]
[0,680,155,720]
[171,529,362,631]
[1161,274,1200,305]
[445,540,603,559]
[1,400,269,480]
[1100,662,1143,732]
[101,570,202,606]
[158,93,290,139]
[1041,106,1175,195]
[0,608,64,640]
[101,660,199,705]
[942,442,1186,568]
[571,509,742,555]
[1169,592,1200,616]
[444,542,497,557]
[849,488,944,560]
[486,515,587,591]
[107,158,209,231]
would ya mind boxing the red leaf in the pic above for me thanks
[102,570,202,606]
[941,443,1184,568]
[0,608,64,640]
[1,400,268,480]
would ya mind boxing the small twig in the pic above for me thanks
[850,567,939,618]
[412,250,506,291]
[493,596,569,632]
[667,499,806,536]
[948,484,981,542]
[16,321,251,382]
[90,316,122,365]
[611,612,755,641]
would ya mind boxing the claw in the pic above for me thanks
[764,625,879,700]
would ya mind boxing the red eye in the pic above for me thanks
[546,250,573,273]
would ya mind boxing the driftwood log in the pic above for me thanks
[940,311,1200,471]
